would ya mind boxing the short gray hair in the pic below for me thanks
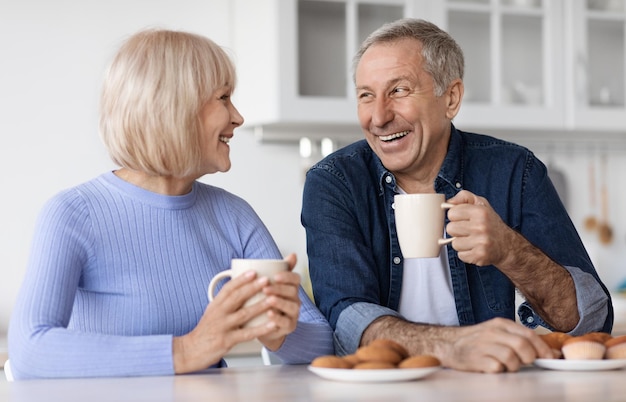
[353,18,464,97]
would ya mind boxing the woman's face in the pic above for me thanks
[198,85,244,174]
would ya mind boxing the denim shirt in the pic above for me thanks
[302,125,613,355]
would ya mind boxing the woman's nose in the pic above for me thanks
[231,103,244,127]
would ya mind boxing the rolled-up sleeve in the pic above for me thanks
[334,302,401,356]
[517,266,610,335]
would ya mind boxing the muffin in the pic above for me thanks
[561,335,606,360]
[605,335,626,359]
[539,332,571,359]
[584,332,612,344]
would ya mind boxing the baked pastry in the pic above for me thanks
[605,335,626,359]
[398,355,440,368]
[367,339,409,359]
[311,355,353,369]
[355,345,404,365]
[539,332,571,358]
[341,354,361,367]
[353,361,396,370]
[562,335,606,360]
[584,332,612,344]
[311,339,439,370]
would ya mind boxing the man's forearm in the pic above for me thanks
[361,315,455,357]
[498,231,579,332]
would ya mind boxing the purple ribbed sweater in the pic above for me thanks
[8,172,333,379]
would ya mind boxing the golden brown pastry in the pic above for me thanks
[355,345,404,365]
[605,335,626,359]
[367,339,409,359]
[398,355,441,368]
[584,332,612,344]
[352,361,396,370]
[341,354,361,367]
[539,332,571,358]
[311,355,353,369]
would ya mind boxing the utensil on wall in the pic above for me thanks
[597,154,613,245]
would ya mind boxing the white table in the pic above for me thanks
[2,363,625,402]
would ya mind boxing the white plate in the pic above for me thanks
[534,358,626,371]
[308,365,440,382]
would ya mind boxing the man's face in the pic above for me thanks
[355,38,454,185]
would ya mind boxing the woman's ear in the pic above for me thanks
[445,79,464,120]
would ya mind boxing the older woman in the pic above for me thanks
[8,29,333,380]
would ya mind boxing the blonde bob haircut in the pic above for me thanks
[99,28,236,177]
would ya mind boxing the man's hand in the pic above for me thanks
[444,190,579,331]
[362,316,553,373]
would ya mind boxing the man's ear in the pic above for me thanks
[445,79,464,120]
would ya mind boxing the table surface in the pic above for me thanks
[2,363,626,402]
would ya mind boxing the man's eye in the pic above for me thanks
[392,87,409,96]
[357,92,373,101]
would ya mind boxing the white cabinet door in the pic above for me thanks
[232,0,407,141]
[424,0,567,132]
[564,0,626,132]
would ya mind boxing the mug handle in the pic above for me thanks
[207,270,233,301]
[439,202,455,245]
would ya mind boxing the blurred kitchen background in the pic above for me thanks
[2,0,626,363]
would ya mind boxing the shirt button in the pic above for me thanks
[455,182,462,189]
[393,257,401,264]
[526,317,534,324]
[385,175,393,184]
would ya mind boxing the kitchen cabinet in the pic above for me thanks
[428,0,566,132]
[231,0,409,141]
[232,0,626,141]
[564,0,626,131]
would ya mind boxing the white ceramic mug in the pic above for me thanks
[394,193,454,258]
[208,258,288,328]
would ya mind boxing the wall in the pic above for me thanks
[0,0,307,334]
[1,0,625,337]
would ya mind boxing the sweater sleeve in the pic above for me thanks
[8,191,176,379]
[231,196,334,363]
[268,287,334,364]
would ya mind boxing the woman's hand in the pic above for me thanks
[172,253,302,374]
[257,253,302,351]
[172,268,278,374]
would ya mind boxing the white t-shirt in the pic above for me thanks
[396,187,459,326]
[398,247,460,326]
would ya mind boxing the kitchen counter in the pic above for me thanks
[2,363,625,402]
